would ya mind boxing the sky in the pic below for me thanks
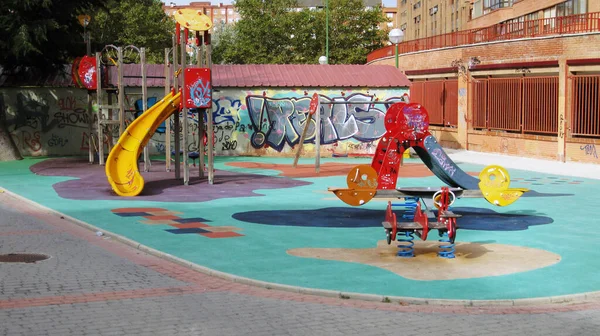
[169,0,397,7]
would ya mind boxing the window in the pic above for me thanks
[400,23,407,31]
[386,13,394,18]
[429,5,438,16]
[401,11,407,17]
[483,0,513,14]
[556,0,587,16]
[414,15,421,24]
[413,1,421,10]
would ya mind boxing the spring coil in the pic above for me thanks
[438,232,455,259]
[397,231,415,258]
[392,197,419,220]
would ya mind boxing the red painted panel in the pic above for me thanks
[183,68,212,109]
[77,55,97,90]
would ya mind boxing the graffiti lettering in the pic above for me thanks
[47,134,69,147]
[57,96,78,111]
[580,144,598,159]
[54,108,95,128]
[222,140,238,151]
[246,94,402,152]
[9,93,59,132]
[431,148,457,177]
[559,114,564,139]
[213,97,241,125]
[10,130,42,152]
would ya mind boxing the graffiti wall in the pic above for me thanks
[0,87,409,157]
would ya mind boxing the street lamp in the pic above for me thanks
[388,28,404,69]
[318,56,328,65]
[325,0,329,64]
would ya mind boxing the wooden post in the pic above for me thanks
[293,114,313,168]
[164,48,172,172]
[87,91,94,164]
[181,29,189,185]
[96,52,104,165]
[197,33,205,179]
[118,47,125,137]
[206,32,214,185]
[315,100,321,174]
[173,32,181,179]
[141,48,151,172]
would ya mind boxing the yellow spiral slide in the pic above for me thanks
[105,91,181,196]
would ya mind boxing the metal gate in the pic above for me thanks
[471,76,558,135]
[410,79,458,127]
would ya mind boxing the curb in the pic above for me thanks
[3,187,599,307]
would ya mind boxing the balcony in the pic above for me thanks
[368,12,600,63]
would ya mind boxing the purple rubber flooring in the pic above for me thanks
[30,158,310,202]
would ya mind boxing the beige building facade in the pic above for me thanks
[368,0,600,164]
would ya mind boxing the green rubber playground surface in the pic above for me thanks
[1,155,598,301]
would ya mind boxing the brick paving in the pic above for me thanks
[1,192,600,336]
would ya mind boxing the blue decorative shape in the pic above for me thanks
[165,228,210,234]
[232,207,553,231]
[173,217,212,223]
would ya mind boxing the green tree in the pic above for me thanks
[0,0,105,72]
[213,0,388,65]
[217,0,299,64]
[326,0,388,64]
[0,0,106,161]
[88,0,174,64]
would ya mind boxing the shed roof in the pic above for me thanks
[210,64,410,88]
[1,64,411,88]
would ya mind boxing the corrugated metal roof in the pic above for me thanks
[213,64,411,88]
[111,63,410,88]
[1,63,410,88]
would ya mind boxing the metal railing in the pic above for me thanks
[570,75,600,138]
[368,12,600,63]
[411,79,458,127]
[472,76,559,135]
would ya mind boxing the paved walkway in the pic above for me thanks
[1,191,600,336]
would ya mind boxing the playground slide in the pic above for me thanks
[105,91,181,196]
[414,135,480,190]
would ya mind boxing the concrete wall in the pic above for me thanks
[0,86,408,158]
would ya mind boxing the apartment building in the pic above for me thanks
[382,6,399,29]
[396,0,472,41]
[469,0,599,29]
[368,0,600,164]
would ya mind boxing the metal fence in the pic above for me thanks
[410,79,458,127]
[471,76,558,135]
[368,12,600,63]
[570,75,600,138]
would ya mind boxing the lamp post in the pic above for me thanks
[318,56,327,65]
[388,28,404,69]
[325,0,329,64]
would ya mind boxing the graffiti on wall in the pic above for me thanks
[246,93,405,152]
[580,144,598,159]
[1,88,408,157]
